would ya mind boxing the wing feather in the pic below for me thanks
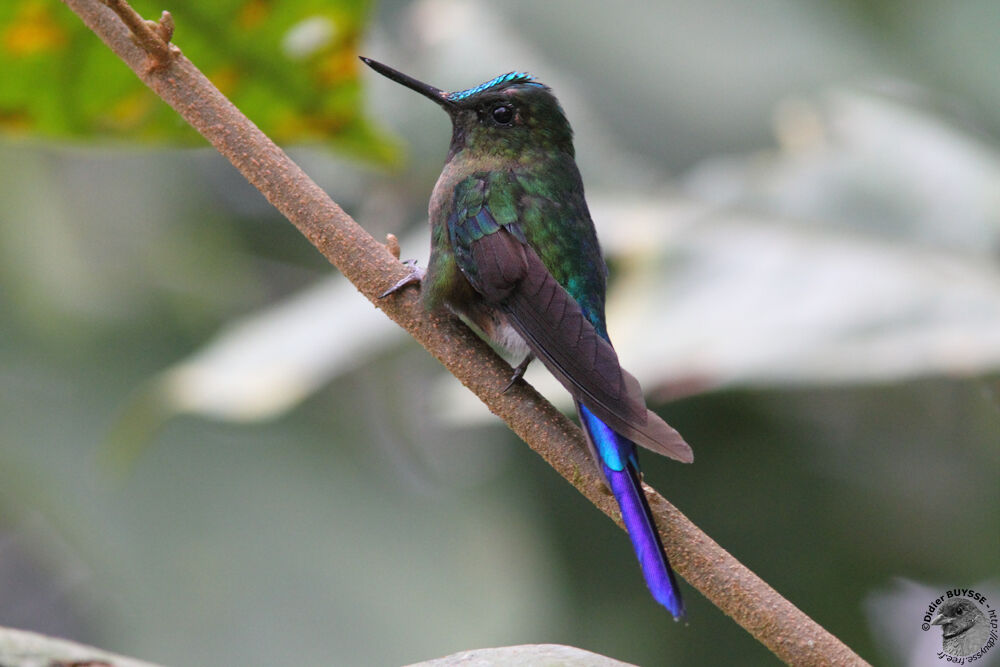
[464,228,692,463]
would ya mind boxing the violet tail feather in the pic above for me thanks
[580,404,685,619]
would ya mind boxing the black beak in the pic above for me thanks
[359,57,456,110]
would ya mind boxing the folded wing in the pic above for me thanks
[456,215,692,464]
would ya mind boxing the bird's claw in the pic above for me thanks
[380,260,425,298]
[501,354,534,393]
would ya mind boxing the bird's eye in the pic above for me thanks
[491,104,514,125]
[956,608,964,615]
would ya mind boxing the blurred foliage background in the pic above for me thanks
[1,0,999,665]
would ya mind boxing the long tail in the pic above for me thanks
[578,403,685,619]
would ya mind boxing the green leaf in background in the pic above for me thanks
[0,0,400,162]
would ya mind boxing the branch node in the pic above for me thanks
[102,0,178,71]
[385,233,401,259]
[155,11,175,43]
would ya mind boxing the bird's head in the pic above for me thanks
[931,599,985,638]
[361,57,574,162]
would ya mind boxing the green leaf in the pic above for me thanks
[0,0,400,163]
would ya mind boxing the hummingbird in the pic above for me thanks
[361,57,693,618]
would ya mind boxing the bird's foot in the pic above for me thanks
[501,354,534,393]
[380,260,425,298]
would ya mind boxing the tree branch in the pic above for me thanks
[60,0,869,664]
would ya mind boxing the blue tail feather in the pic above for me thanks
[579,403,685,619]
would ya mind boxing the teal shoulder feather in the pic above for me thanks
[448,170,608,333]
